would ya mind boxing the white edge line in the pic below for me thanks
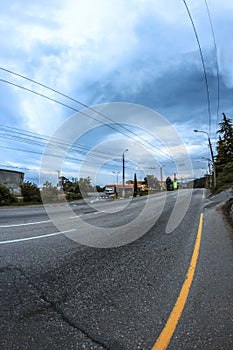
[0,229,76,245]
[0,219,52,228]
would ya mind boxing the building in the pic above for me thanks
[104,181,149,196]
[0,169,24,194]
[104,179,166,196]
[58,176,69,190]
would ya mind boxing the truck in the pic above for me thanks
[104,185,118,198]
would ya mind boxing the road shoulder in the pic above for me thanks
[169,195,233,349]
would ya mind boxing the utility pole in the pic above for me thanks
[194,130,216,188]
[57,170,60,188]
[122,149,128,198]
[160,166,163,191]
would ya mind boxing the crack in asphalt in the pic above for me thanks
[0,265,110,350]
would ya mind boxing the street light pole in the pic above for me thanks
[112,171,119,185]
[194,129,216,188]
[122,149,128,198]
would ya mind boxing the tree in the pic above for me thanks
[96,185,104,192]
[0,184,17,205]
[41,181,58,203]
[64,181,80,193]
[65,181,82,201]
[20,181,41,203]
[144,177,148,188]
[133,173,138,197]
[78,177,93,196]
[218,113,233,145]
[145,174,160,190]
[193,177,207,188]
[215,113,233,188]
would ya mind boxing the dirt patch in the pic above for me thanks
[222,198,233,230]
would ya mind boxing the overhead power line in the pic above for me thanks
[0,144,128,171]
[0,126,130,166]
[0,124,117,159]
[0,68,173,161]
[182,0,212,135]
[1,136,160,174]
[204,0,220,134]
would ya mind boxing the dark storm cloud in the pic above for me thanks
[84,47,232,131]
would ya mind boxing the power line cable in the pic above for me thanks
[0,78,173,161]
[0,125,163,173]
[204,0,220,135]
[1,124,162,168]
[0,124,117,159]
[182,0,212,135]
[2,78,161,160]
[0,144,131,170]
[0,68,173,160]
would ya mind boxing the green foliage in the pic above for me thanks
[65,192,82,201]
[0,184,18,205]
[62,181,80,193]
[41,181,58,203]
[20,181,41,203]
[96,185,104,192]
[193,177,207,188]
[59,177,95,200]
[139,190,148,196]
[215,113,233,189]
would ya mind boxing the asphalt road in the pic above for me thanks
[0,189,232,350]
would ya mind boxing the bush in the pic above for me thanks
[65,192,83,201]
[0,184,18,205]
[41,181,58,203]
[20,181,42,203]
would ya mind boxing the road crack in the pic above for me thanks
[1,265,110,350]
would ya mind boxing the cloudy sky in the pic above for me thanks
[0,0,233,186]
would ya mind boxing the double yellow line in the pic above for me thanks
[152,211,204,350]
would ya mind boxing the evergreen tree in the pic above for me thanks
[215,113,233,188]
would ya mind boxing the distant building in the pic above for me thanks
[0,169,24,194]
[104,181,149,196]
[104,184,134,196]
[104,179,166,196]
[58,176,69,190]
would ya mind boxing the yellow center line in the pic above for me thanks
[152,212,204,350]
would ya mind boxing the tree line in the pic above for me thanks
[192,113,233,190]
[0,177,95,206]
[215,113,233,190]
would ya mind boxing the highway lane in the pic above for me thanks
[0,194,156,225]
[0,192,168,242]
[0,189,232,349]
